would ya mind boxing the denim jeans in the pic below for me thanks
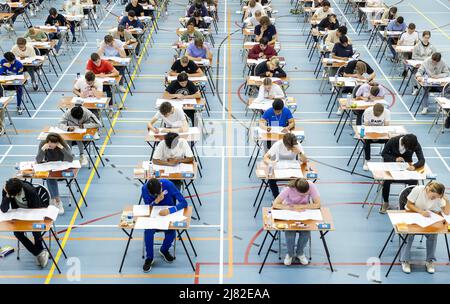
[46,179,59,199]
[400,234,438,262]
[285,231,310,257]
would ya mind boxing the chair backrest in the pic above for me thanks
[352,84,361,98]
[336,65,346,77]
[398,185,415,210]
[32,184,51,207]
[442,82,450,98]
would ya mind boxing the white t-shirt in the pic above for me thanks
[406,185,446,212]
[245,16,260,26]
[313,7,334,21]
[74,78,103,96]
[256,83,284,100]
[363,106,391,126]
[267,140,304,160]
[99,39,125,57]
[247,3,266,17]
[154,107,187,128]
[153,138,193,161]
[399,31,419,46]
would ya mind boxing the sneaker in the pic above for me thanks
[425,261,435,274]
[143,258,154,272]
[118,85,126,93]
[37,250,49,268]
[284,254,293,266]
[297,254,309,265]
[401,261,411,273]
[363,160,369,171]
[421,107,428,115]
[80,154,88,166]
[412,88,419,96]
[159,250,175,263]
[17,107,23,115]
[379,202,389,214]
[55,200,64,215]
[336,108,343,115]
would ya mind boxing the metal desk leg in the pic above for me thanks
[319,231,334,272]
[378,228,395,258]
[258,231,278,274]
[119,228,134,273]
[385,234,408,277]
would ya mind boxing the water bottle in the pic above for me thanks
[148,161,153,177]
[424,73,428,85]
[267,162,274,176]
[346,93,352,107]
[76,72,80,79]
[360,125,365,138]
[266,210,273,228]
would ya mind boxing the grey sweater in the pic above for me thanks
[59,106,101,130]
[36,142,74,163]
[412,41,437,61]
[416,57,450,78]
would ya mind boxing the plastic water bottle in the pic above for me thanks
[346,93,352,107]
[266,210,273,228]
[360,125,365,138]
[148,161,153,177]
[76,72,80,79]
[267,163,274,176]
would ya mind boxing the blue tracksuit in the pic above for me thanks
[0,59,24,107]
[141,179,188,259]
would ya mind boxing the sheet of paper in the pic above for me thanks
[33,160,81,172]
[389,170,426,180]
[0,206,59,222]
[274,169,303,179]
[150,206,187,222]
[48,126,86,134]
[19,56,46,64]
[275,160,301,169]
[71,97,108,104]
[360,126,405,134]
[271,209,322,221]
[101,56,131,64]
[149,127,200,137]
[134,217,170,230]
[133,205,150,217]
[156,98,197,107]
[19,161,34,171]
[257,126,284,135]
[367,162,409,172]
[389,212,444,228]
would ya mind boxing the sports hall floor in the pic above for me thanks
[0,0,450,284]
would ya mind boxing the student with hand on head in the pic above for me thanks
[381,6,397,21]
[255,77,284,102]
[351,82,386,123]
[254,57,287,78]
[379,134,425,214]
[0,52,24,115]
[141,178,188,272]
[147,101,189,134]
[1,178,50,268]
[153,132,194,189]
[400,181,450,274]
[169,56,203,77]
[343,59,376,82]
[272,177,320,266]
[36,133,74,215]
[110,25,136,46]
[361,103,391,171]
[259,98,295,133]
[263,133,308,198]
[415,52,449,114]
[248,37,277,60]
[386,16,406,32]
[255,16,277,46]
[59,105,101,166]
[188,11,208,29]
[187,0,208,17]
[11,37,39,91]
[23,26,48,42]
[73,71,104,98]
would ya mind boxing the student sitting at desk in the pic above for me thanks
[396,23,419,76]
[254,57,286,78]
[255,16,277,46]
[244,10,262,28]
[248,37,277,60]
[386,16,406,32]
[272,177,320,266]
[263,133,308,198]
[119,10,144,55]
[351,82,386,123]
[400,181,450,274]
[141,178,188,272]
[111,25,136,46]
[153,132,194,190]
[1,178,50,268]
[255,77,284,101]
[187,0,208,17]
[180,21,205,43]
[63,0,83,43]
[147,101,189,134]
[59,105,101,166]
[379,134,425,214]
[138,0,157,17]
[73,71,104,98]
[343,59,376,82]
[317,13,339,31]
[36,133,74,215]
[244,0,266,20]
[381,6,397,21]
[164,72,201,99]
[125,0,145,17]
[189,11,208,29]
[415,52,449,114]
[186,38,212,61]
[24,26,49,42]
[97,34,127,90]
[0,52,24,115]
[86,52,123,96]
[311,0,333,22]
[324,26,350,51]
[45,7,70,53]
[11,37,39,91]
[331,36,353,60]
[259,99,294,134]
[411,31,437,95]
[169,56,203,77]
[362,103,391,171]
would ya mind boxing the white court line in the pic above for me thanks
[31,43,87,119]
[219,147,225,284]
[97,2,117,28]
[435,0,450,10]
[434,148,450,172]
[0,146,13,165]
[330,0,356,34]
[53,224,221,228]
[2,145,450,149]
[364,46,416,121]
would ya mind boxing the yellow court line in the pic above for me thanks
[409,4,450,40]
[43,12,162,285]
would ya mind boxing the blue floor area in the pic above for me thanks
[0,0,449,284]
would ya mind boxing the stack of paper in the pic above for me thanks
[271,209,323,221]
[33,160,81,172]
[274,169,303,179]
[132,205,150,217]
[0,206,59,222]
[134,217,170,229]
[388,212,444,228]
[48,126,86,134]
[367,162,409,172]
[71,97,108,104]
[102,56,131,64]
[275,160,300,169]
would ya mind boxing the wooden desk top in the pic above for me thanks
[134,161,198,181]
[0,13,14,20]
[157,97,205,111]
[17,167,80,180]
[119,205,192,230]
[322,58,349,68]
[388,210,449,235]
[0,74,29,85]
[256,161,317,180]
[0,96,13,109]
[145,129,201,143]
[58,97,111,110]
[38,127,98,141]
[0,217,52,232]
[338,98,386,111]
[352,125,407,140]
[262,207,334,231]
[256,127,303,142]
[246,76,289,86]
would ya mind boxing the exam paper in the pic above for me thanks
[388,212,444,228]
[271,209,323,221]
[274,169,303,179]
[389,170,426,180]
[0,206,59,222]
[132,205,150,217]
[71,97,108,104]
[48,126,87,134]
[156,98,197,107]
[33,160,81,172]
[367,162,409,172]
[150,206,187,222]
[134,217,170,230]
[274,160,301,170]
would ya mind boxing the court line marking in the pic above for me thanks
[434,148,450,172]
[0,146,13,165]
[409,4,450,40]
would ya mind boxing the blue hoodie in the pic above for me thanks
[141,179,188,214]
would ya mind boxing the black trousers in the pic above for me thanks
[268,180,279,198]
[14,231,44,256]
[363,139,387,160]
[382,180,418,203]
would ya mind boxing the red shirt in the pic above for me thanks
[248,44,277,60]
[86,59,114,74]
